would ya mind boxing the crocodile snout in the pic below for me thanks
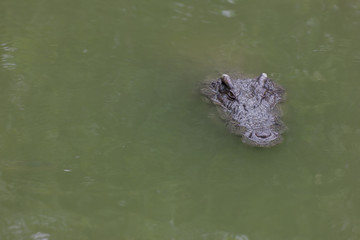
[244,129,282,147]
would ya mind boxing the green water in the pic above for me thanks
[1,0,360,239]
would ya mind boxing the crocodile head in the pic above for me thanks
[202,73,286,147]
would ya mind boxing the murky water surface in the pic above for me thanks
[1,0,360,239]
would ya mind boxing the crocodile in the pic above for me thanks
[201,73,286,147]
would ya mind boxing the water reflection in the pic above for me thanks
[31,232,50,240]
[202,231,249,240]
[1,43,17,70]
[171,0,238,22]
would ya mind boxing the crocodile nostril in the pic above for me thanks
[255,131,271,138]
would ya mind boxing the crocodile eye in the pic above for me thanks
[227,90,236,100]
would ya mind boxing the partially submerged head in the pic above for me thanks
[202,73,286,147]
